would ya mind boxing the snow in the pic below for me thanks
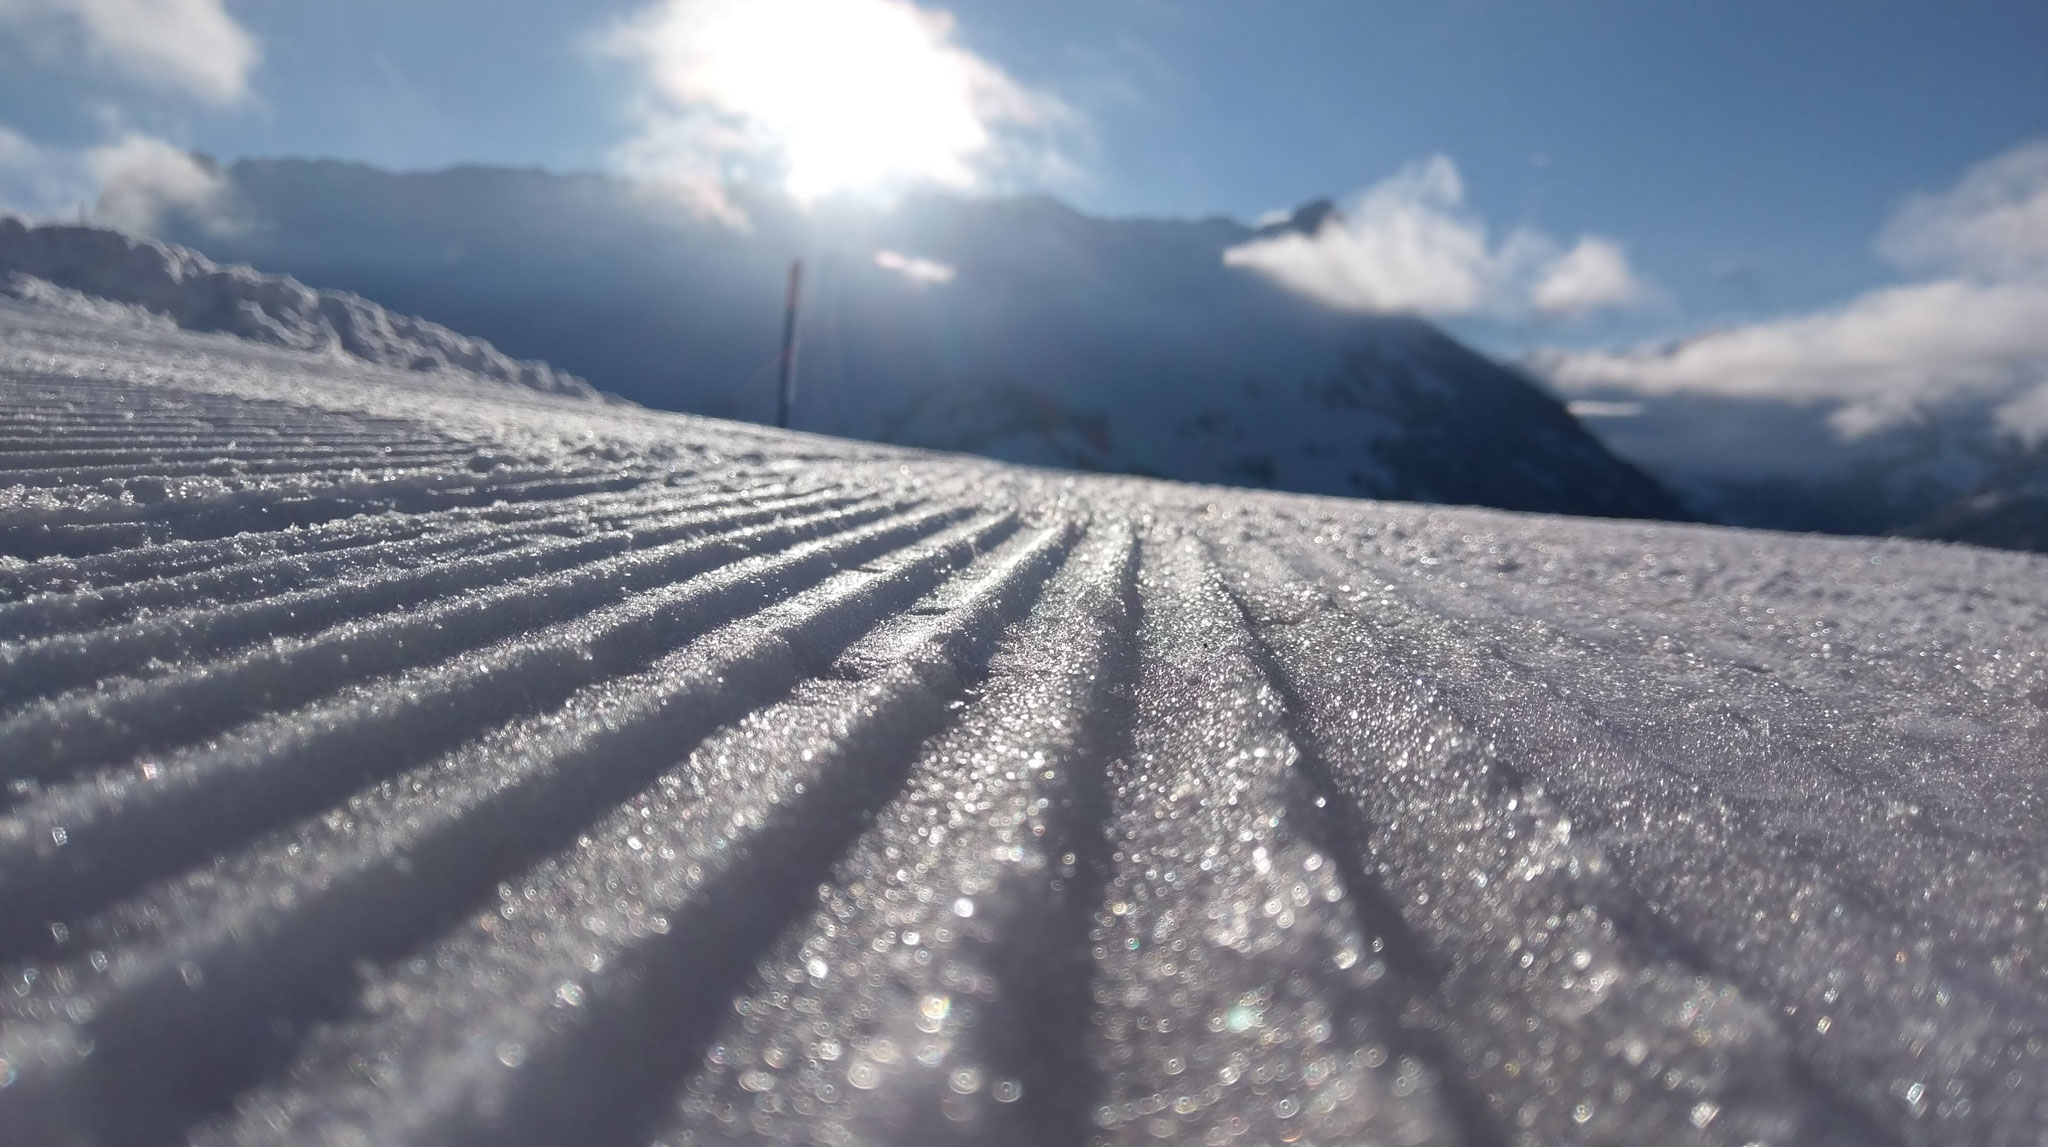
[1,215,600,400]
[1,299,2047,1145]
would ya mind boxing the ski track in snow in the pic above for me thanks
[2,307,2047,1146]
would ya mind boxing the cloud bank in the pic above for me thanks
[0,0,260,104]
[1535,280,2048,441]
[595,0,1071,221]
[1223,156,1653,320]
[1537,138,2048,444]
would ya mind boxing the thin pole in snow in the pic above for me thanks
[776,259,803,429]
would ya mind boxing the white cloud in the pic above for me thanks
[1534,280,2048,440]
[594,0,1071,220]
[0,0,260,104]
[1221,155,1652,319]
[874,249,955,284]
[86,133,235,235]
[1564,399,1644,419]
[1535,137,2048,444]
[0,125,238,233]
[1878,139,2048,281]
[1530,236,1653,318]
[1224,157,1494,315]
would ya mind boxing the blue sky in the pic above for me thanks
[2,0,2045,358]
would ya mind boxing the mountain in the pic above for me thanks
[1524,259,2048,555]
[1901,457,2048,550]
[1540,377,2048,551]
[141,158,1684,521]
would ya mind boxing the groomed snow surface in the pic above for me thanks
[2,305,2047,1147]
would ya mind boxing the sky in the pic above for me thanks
[1,0,2045,370]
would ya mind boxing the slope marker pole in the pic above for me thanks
[776,259,803,429]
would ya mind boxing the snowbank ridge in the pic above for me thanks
[0,215,598,399]
[1,308,2046,1146]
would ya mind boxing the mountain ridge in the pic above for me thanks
[144,157,1688,522]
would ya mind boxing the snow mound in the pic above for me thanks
[0,215,599,399]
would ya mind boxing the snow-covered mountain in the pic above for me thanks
[1537,374,2048,554]
[1900,454,2048,550]
[140,159,1683,521]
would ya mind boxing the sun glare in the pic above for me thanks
[624,0,1036,201]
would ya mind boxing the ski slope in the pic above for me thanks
[2,303,2047,1146]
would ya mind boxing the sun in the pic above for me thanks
[620,0,1037,201]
